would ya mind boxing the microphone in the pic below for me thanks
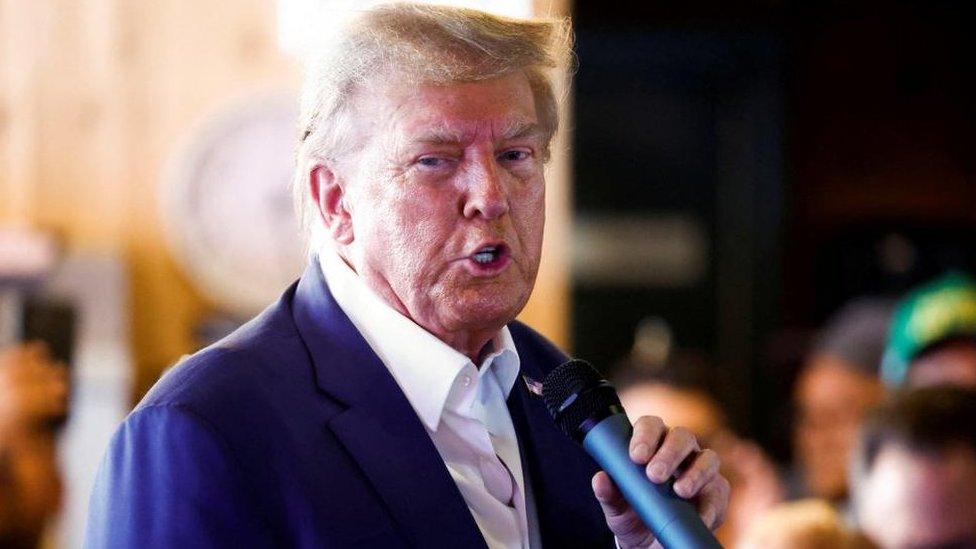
[542,359,722,549]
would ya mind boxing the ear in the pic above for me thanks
[309,162,354,245]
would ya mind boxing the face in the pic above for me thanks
[618,383,724,442]
[858,444,976,549]
[794,356,885,500]
[315,71,546,357]
[908,341,976,389]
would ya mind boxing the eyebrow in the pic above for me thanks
[412,121,542,145]
[502,121,543,141]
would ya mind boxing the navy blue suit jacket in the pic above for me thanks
[86,263,614,548]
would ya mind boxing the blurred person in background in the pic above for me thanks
[615,352,724,442]
[882,272,976,389]
[851,385,976,549]
[0,342,69,548]
[792,299,891,506]
[736,499,874,549]
[616,348,784,546]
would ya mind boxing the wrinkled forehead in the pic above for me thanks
[398,116,543,148]
[351,72,542,146]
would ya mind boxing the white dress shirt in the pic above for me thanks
[319,250,540,548]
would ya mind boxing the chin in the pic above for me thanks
[449,293,529,332]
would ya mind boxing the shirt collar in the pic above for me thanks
[486,328,521,406]
[318,249,520,431]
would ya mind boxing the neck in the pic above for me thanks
[379,291,499,363]
[335,247,501,364]
[445,331,499,365]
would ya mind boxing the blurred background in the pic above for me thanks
[1,0,974,547]
[571,0,975,459]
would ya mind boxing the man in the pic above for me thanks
[882,272,976,389]
[793,299,890,505]
[851,386,976,548]
[86,5,729,547]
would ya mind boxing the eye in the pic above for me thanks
[417,156,446,168]
[499,149,531,162]
[414,154,461,174]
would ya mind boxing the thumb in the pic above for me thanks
[593,472,656,548]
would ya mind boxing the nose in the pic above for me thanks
[462,155,510,220]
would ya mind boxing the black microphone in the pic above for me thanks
[543,359,722,549]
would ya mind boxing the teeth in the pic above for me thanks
[472,245,501,265]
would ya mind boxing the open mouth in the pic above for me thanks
[468,244,509,270]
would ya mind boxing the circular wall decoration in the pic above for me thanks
[160,91,307,316]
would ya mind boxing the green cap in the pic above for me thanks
[882,272,976,387]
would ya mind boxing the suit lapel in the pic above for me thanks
[507,330,615,548]
[292,262,487,548]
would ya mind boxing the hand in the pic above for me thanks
[592,416,730,549]
[0,343,69,443]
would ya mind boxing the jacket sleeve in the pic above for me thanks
[84,404,276,548]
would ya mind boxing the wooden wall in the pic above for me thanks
[1,0,572,401]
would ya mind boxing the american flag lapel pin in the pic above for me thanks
[522,374,544,397]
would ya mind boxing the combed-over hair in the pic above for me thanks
[292,3,573,252]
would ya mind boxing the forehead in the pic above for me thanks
[909,342,976,388]
[618,384,724,436]
[797,357,881,404]
[357,71,540,142]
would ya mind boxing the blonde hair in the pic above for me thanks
[292,3,573,251]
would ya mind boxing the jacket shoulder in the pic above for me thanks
[136,283,316,417]
[86,404,278,547]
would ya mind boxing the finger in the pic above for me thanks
[629,415,667,463]
[592,471,627,515]
[673,448,720,498]
[696,476,732,530]
[592,472,657,547]
[646,426,698,483]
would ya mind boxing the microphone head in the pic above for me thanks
[543,359,624,442]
